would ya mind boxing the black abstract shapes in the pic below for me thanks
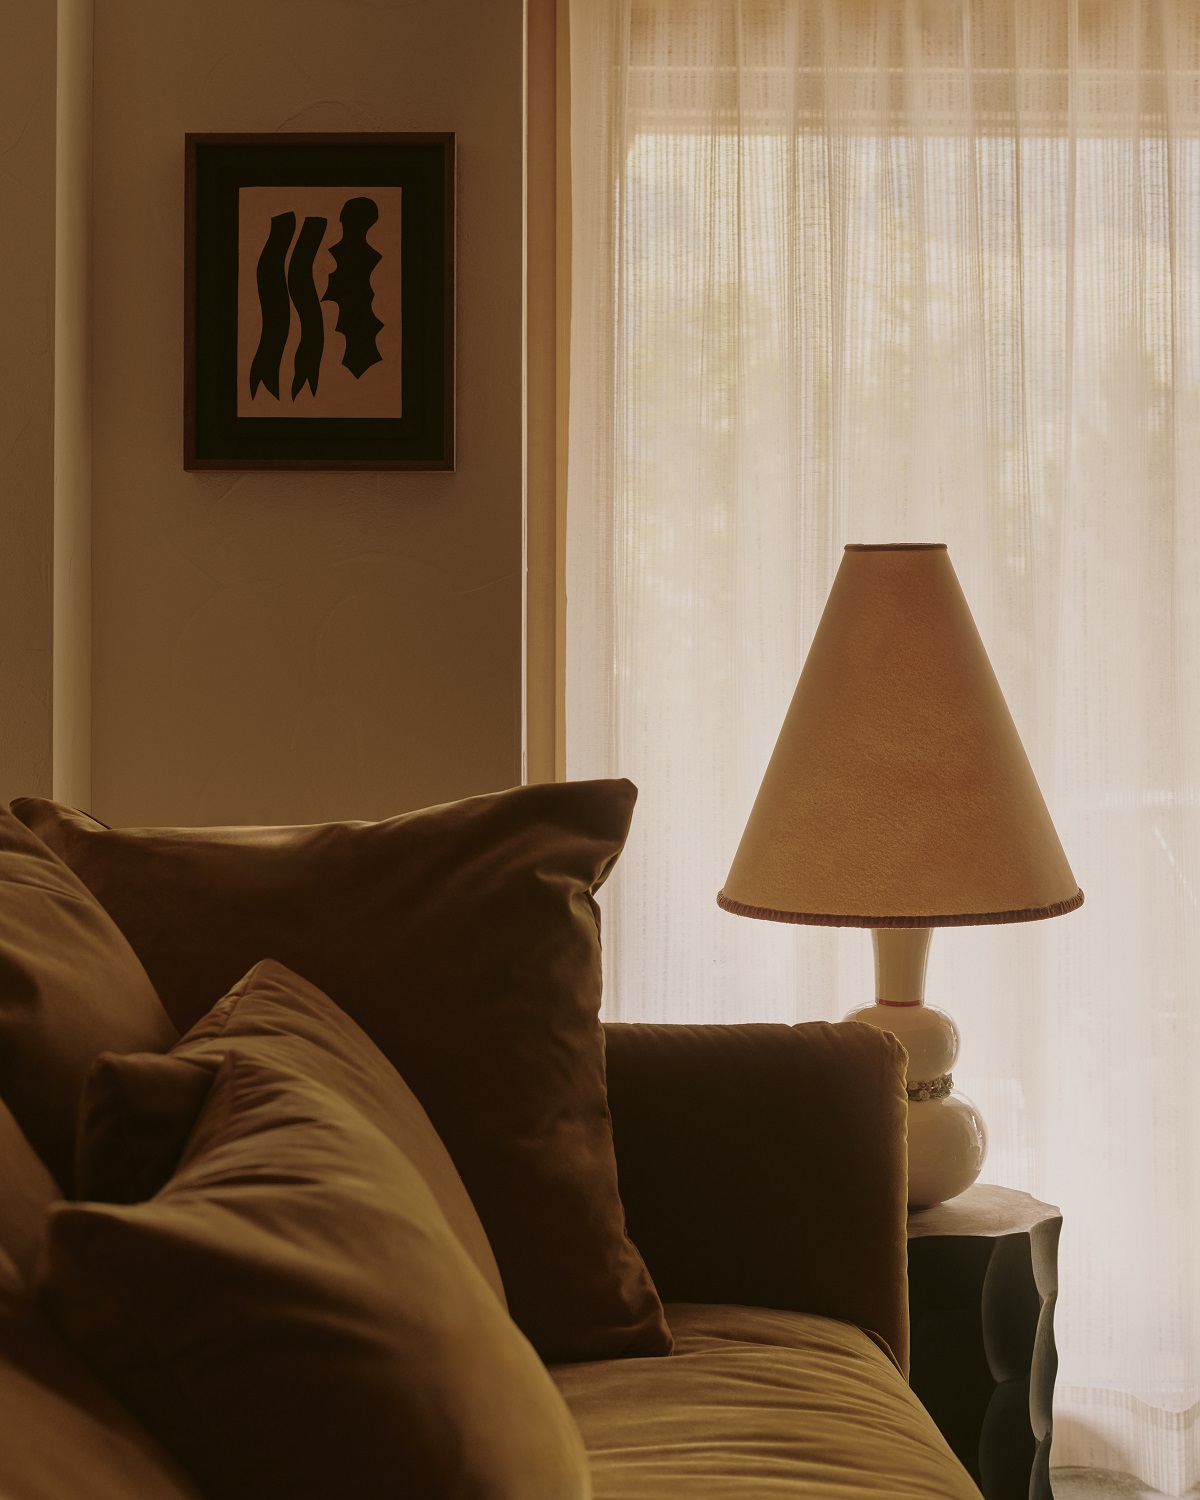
[248,212,296,400]
[322,196,384,379]
[287,216,328,399]
[247,196,387,402]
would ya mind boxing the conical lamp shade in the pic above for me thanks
[719,544,1083,926]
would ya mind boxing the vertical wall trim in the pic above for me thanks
[521,0,531,784]
[523,0,568,783]
[553,0,569,782]
[53,0,94,810]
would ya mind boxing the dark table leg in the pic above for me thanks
[908,1218,1059,1500]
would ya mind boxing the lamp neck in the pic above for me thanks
[872,927,932,1006]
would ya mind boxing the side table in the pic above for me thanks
[907,1184,1061,1500]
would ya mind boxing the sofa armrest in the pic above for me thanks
[603,1019,910,1375]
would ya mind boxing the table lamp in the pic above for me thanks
[718,543,1083,1207]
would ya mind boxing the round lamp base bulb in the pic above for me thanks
[906,1093,987,1208]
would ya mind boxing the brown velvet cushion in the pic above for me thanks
[39,1053,592,1500]
[16,783,668,1362]
[0,806,176,1191]
[603,1019,911,1373]
[0,1099,61,1282]
[0,1248,202,1500]
[78,958,505,1304]
[77,1053,215,1207]
[551,1303,981,1500]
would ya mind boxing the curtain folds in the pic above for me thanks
[566,0,1200,1488]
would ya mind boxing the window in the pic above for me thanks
[566,2,1200,1487]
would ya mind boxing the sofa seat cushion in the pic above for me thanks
[551,1303,981,1499]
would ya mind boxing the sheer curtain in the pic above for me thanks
[566,0,1200,1489]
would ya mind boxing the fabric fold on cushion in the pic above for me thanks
[0,807,176,1192]
[17,782,668,1362]
[40,1052,593,1500]
[77,958,505,1305]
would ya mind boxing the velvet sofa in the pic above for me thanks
[0,781,983,1499]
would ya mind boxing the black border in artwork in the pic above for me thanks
[185,132,455,471]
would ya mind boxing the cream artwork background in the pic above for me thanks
[236,185,402,420]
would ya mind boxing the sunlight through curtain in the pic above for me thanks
[566,0,1200,1487]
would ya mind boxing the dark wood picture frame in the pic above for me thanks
[185,132,454,471]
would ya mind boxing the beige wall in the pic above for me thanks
[87,0,525,826]
[0,7,56,802]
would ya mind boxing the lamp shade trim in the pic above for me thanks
[716,888,1084,928]
[844,542,946,552]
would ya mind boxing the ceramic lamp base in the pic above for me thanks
[846,999,988,1208]
[905,1091,987,1208]
[843,929,987,1209]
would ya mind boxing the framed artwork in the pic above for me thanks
[185,132,454,471]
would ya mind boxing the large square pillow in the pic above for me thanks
[77,958,505,1304]
[16,781,669,1361]
[0,1248,201,1500]
[0,806,176,1190]
[39,1052,592,1500]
